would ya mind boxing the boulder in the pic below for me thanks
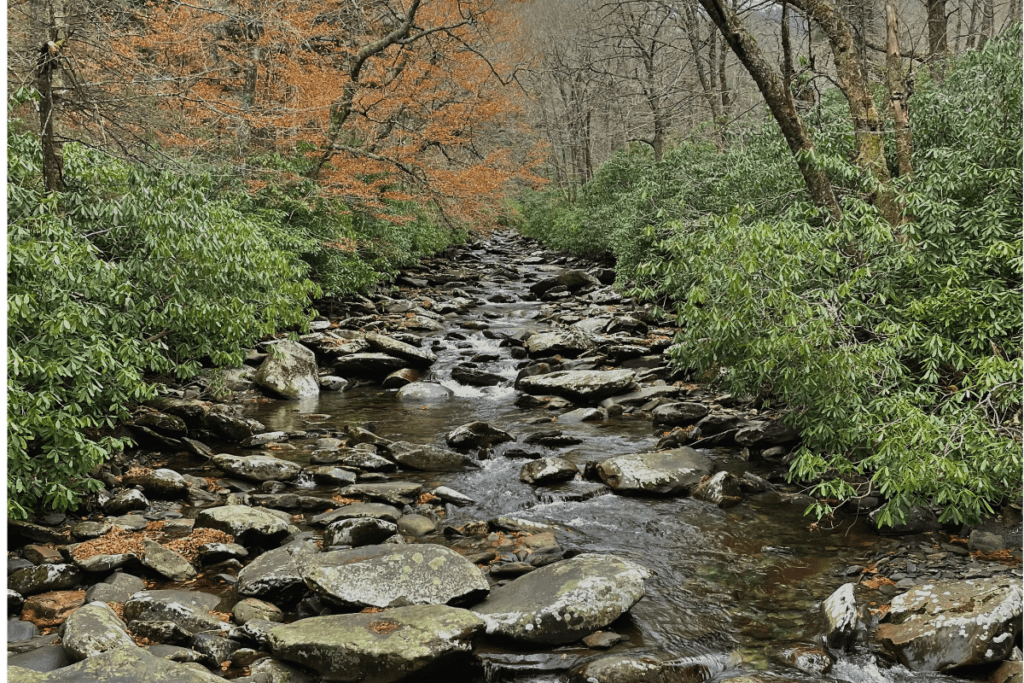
[451,365,506,387]
[255,340,320,399]
[310,503,402,526]
[338,482,423,506]
[9,564,81,597]
[211,453,301,482]
[876,577,1023,671]
[471,554,650,644]
[733,420,800,448]
[334,353,408,378]
[651,402,710,427]
[446,422,515,449]
[569,655,722,683]
[140,539,196,582]
[122,468,189,498]
[520,458,578,485]
[10,645,225,682]
[324,518,398,547]
[518,370,636,403]
[60,601,134,661]
[204,409,265,442]
[365,332,437,367]
[123,590,227,638]
[396,382,453,402]
[524,330,595,358]
[232,598,283,625]
[267,605,484,683]
[194,505,289,546]
[821,583,858,652]
[691,471,744,508]
[388,441,479,472]
[382,368,421,389]
[596,448,713,496]
[236,540,320,601]
[302,544,489,609]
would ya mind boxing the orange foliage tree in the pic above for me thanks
[96,0,545,224]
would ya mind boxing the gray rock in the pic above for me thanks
[8,646,73,675]
[734,420,800,447]
[596,448,713,496]
[518,369,636,402]
[382,368,421,389]
[195,505,290,547]
[123,468,190,498]
[74,553,137,573]
[85,573,145,604]
[9,564,81,596]
[334,353,408,378]
[869,505,942,535]
[525,329,596,358]
[334,450,397,471]
[242,431,289,448]
[338,482,422,506]
[451,365,506,387]
[388,441,478,471]
[876,577,1023,671]
[250,657,319,683]
[104,489,149,515]
[472,554,650,644]
[140,539,196,582]
[255,340,320,399]
[520,458,578,485]
[205,408,265,442]
[302,544,489,608]
[969,530,1007,552]
[569,655,720,683]
[11,645,225,682]
[71,521,113,540]
[691,471,744,508]
[236,540,320,600]
[651,402,710,426]
[303,465,357,486]
[432,486,475,507]
[445,421,515,449]
[60,601,135,661]
[324,518,398,547]
[822,583,858,652]
[394,382,453,402]
[212,453,301,482]
[397,514,436,537]
[319,376,348,392]
[365,332,437,367]
[8,619,40,643]
[557,408,606,424]
[124,590,227,638]
[267,605,484,683]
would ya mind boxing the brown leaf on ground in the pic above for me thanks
[861,576,895,590]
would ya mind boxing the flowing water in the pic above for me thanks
[214,236,973,683]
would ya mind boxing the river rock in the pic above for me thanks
[388,441,479,471]
[236,539,320,600]
[9,564,81,597]
[9,645,225,683]
[691,471,744,508]
[651,402,709,426]
[255,340,320,399]
[232,598,283,625]
[569,655,717,683]
[103,488,149,515]
[311,503,403,526]
[821,582,858,652]
[472,554,650,644]
[876,577,1023,671]
[596,448,713,496]
[324,518,398,547]
[334,353,408,378]
[520,458,578,485]
[194,505,289,546]
[525,329,596,358]
[518,369,636,402]
[365,332,437,367]
[122,468,189,498]
[334,450,397,471]
[212,453,301,482]
[396,382,453,401]
[123,590,227,638]
[734,420,800,447]
[868,505,942,535]
[446,422,515,449]
[267,605,484,683]
[304,465,358,486]
[60,601,135,661]
[133,411,188,436]
[451,365,506,387]
[382,368,420,388]
[140,539,196,582]
[398,514,436,537]
[84,573,145,604]
[432,486,475,507]
[339,482,422,505]
[303,544,489,609]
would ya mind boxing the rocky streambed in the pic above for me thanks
[7,232,1023,683]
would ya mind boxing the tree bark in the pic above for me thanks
[35,0,66,192]
[697,0,841,218]
[885,1,913,179]
[926,0,949,75]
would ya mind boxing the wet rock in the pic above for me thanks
[382,368,420,389]
[303,465,358,486]
[10,645,226,682]
[255,340,320,399]
[302,544,489,608]
[197,542,248,564]
[868,506,942,535]
[387,441,479,471]
[596,448,713,496]
[432,486,475,507]
[205,408,265,442]
[582,631,627,649]
[140,539,196,582]
[451,365,507,387]
[651,402,710,427]
[104,488,149,515]
[397,514,436,537]
[568,655,706,683]
[84,573,145,604]
[776,644,833,676]
[236,540,320,601]
[10,589,26,612]
[523,430,583,447]
[312,503,403,526]
[734,420,800,448]
[520,458,578,485]
[396,382,454,401]
[21,590,87,628]
[822,582,858,652]
[267,605,484,683]
[446,421,515,449]
[319,375,349,391]
[195,505,289,546]
[525,329,596,358]
[876,577,1022,671]
[518,369,636,402]
[339,482,422,505]
[191,632,245,668]
[691,471,744,508]
[241,431,289,448]
[249,657,318,683]
[324,518,398,547]
[365,332,437,367]
[557,407,607,423]
[60,601,135,661]
[969,530,1007,552]
[334,450,397,471]
[472,554,649,644]
[124,590,227,638]
[9,564,82,597]
[334,353,409,378]
[212,453,301,482]
[133,411,189,436]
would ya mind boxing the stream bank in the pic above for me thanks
[8,231,1022,683]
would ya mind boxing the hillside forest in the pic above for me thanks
[7,0,1022,528]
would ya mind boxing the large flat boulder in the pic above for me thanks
[256,340,320,399]
[194,505,289,546]
[9,646,224,682]
[387,441,479,472]
[123,590,227,638]
[596,448,713,496]
[59,602,134,661]
[211,453,300,482]
[524,330,596,358]
[518,369,636,403]
[334,353,408,378]
[302,544,489,609]
[471,554,649,644]
[365,333,437,368]
[236,540,320,601]
[267,605,484,683]
[876,577,1022,671]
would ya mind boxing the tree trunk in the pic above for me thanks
[977,0,993,47]
[885,1,913,180]
[35,0,66,192]
[965,0,980,49]
[697,0,841,218]
[926,0,949,75]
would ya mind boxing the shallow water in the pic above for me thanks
[223,237,970,683]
